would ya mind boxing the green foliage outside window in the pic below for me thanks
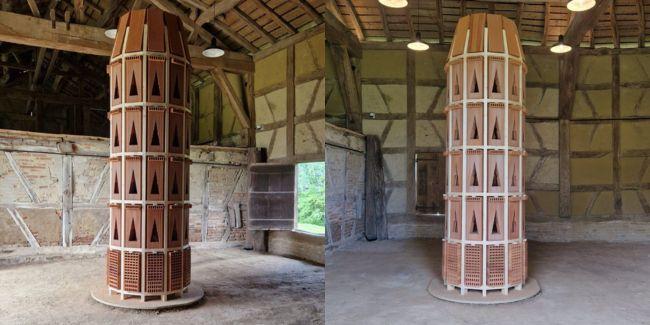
[296,162,325,234]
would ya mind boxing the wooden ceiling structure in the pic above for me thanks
[330,0,649,48]
[0,0,325,135]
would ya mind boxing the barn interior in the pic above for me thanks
[0,0,325,323]
[324,0,650,324]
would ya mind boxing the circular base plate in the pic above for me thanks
[428,277,540,305]
[91,285,204,310]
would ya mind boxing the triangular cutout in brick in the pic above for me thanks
[172,126,180,148]
[454,119,460,141]
[454,74,460,95]
[471,117,479,140]
[151,72,161,97]
[453,167,459,186]
[129,72,138,97]
[512,120,517,141]
[512,74,518,95]
[492,165,500,187]
[492,119,501,140]
[492,70,501,93]
[471,71,479,93]
[129,171,138,194]
[151,172,159,195]
[151,220,159,242]
[113,174,120,194]
[113,220,119,240]
[129,122,138,146]
[114,81,120,99]
[129,218,137,241]
[151,123,160,146]
[453,212,458,233]
[173,75,181,99]
[114,125,120,147]
[471,212,478,233]
[171,218,178,241]
[471,164,479,187]
[511,166,517,187]
[491,212,500,234]
[171,173,179,195]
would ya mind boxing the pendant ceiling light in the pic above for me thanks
[202,6,225,58]
[202,37,225,58]
[407,1,428,51]
[104,28,117,39]
[550,35,572,54]
[408,31,429,51]
[379,0,408,8]
[566,0,596,12]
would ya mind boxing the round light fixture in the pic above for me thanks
[202,38,225,58]
[408,32,429,51]
[566,0,596,12]
[550,35,572,54]
[379,0,408,8]
[104,28,117,39]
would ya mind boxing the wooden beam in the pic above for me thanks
[610,2,619,48]
[287,45,295,158]
[0,11,254,72]
[325,0,344,24]
[639,1,646,48]
[436,0,444,43]
[542,3,549,46]
[232,7,276,44]
[564,0,612,46]
[406,50,415,215]
[323,12,361,58]
[178,0,209,11]
[73,0,86,24]
[405,6,414,40]
[378,3,392,42]
[341,0,364,40]
[254,24,324,60]
[27,0,41,17]
[249,0,297,34]
[211,19,257,53]
[612,54,622,216]
[329,44,361,132]
[195,0,241,26]
[291,0,322,24]
[147,0,219,45]
[211,68,251,129]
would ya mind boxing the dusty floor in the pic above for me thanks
[0,246,324,324]
[326,239,650,325]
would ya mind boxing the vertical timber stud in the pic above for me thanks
[612,54,622,215]
[106,8,193,302]
[407,51,416,214]
[442,14,528,296]
[287,45,295,158]
[558,52,578,218]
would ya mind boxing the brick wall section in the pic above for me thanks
[0,130,248,248]
[326,123,366,250]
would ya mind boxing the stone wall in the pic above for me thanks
[0,129,249,248]
[325,123,365,250]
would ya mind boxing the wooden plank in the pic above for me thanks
[467,13,485,53]
[406,50,416,214]
[436,0,445,43]
[610,2,619,48]
[233,7,276,44]
[542,3,549,46]
[364,135,386,240]
[639,1,646,48]
[291,0,322,24]
[254,24,325,60]
[0,11,253,72]
[212,19,257,53]
[451,15,469,56]
[6,208,40,248]
[487,14,504,53]
[244,72,256,147]
[249,0,297,34]
[195,0,241,26]
[341,0,364,40]
[211,69,251,129]
[378,3,392,42]
[287,45,295,158]
[27,0,41,17]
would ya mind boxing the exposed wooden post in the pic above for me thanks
[287,45,296,158]
[612,54,622,215]
[245,147,268,252]
[639,2,646,48]
[406,50,416,214]
[365,135,386,240]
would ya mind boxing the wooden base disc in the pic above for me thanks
[91,284,204,310]
[428,277,541,304]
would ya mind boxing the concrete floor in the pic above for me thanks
[326,239,650,325]
[0,246,324,324]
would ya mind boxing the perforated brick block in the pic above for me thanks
[145,252,164,293]
[183,247,191,287]
[445,242,461,285]
[168,250,183,291]
[107,249,121,289]
[123,251,141,292]
[509,242,523,285]
[464,244,483,287]
[487,244,505,287]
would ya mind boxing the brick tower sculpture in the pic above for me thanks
[106,8,192,302]
[442,13,528,297]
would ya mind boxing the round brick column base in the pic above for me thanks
[428,277,540,304]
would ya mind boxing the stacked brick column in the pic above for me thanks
[442,13,528,296]
[107,8,192,301]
